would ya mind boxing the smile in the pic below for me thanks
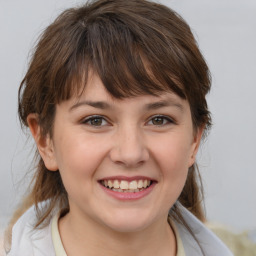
[100,179,152,193]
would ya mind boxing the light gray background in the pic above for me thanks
[0,0,255,232]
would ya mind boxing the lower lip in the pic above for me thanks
[99,182,156,201]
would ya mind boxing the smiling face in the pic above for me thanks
[29,73,202,233]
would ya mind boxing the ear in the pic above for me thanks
[27,113,58,171]
[188,126,204,167]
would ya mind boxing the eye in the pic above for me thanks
[147,115,174,126]
[82,115,109,127]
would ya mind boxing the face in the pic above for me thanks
[30,73,202,233]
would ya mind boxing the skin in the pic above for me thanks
[28,73,203,256]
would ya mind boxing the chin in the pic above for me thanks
[107,221,149,233]
[100,211,157,233]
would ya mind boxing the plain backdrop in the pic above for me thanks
[0,0,255,232]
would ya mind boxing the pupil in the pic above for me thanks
[152,117,163,125]
[91,118,102,126]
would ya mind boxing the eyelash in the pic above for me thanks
[81,115,109,127]
[146,115,175,126]
[81,115,175,127]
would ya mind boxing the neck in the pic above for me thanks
[59,211,176,256]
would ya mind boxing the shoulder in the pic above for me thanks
[6,202,55,256]
[174,203,234,256]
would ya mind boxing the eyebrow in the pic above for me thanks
[69,101,111,111]
[69,99,184,112]
[144,100,184,112]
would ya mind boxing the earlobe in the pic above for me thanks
[189,126,204,167]
[27,113,58,171]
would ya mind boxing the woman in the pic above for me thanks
[5,0,233,255]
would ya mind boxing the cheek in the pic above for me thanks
[148,135,192,210]
[151,135,192,175]
[53,133,110,180]
[150,134,193,196]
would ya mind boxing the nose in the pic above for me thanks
[109,125,149,168]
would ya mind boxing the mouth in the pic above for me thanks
[99,178,154,193]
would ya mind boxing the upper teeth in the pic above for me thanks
[103,179,151,190]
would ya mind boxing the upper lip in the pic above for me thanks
[99,176,157,182]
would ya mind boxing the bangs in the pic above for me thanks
[54,10,186,102]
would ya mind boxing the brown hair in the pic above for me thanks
[14,0,211,234]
